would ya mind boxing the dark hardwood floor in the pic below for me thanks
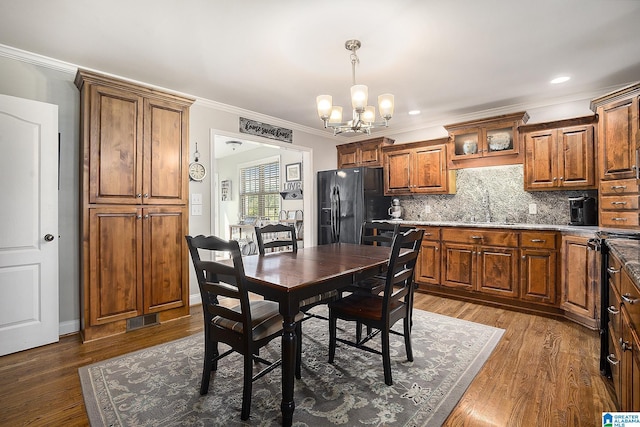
[0,293,616,426]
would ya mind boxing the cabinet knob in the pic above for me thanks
[137,215,142,219]
[522,255,526,260]
[136,193,142,198]
[553,177,557,181]
[143,193,149,198]
[144,214,149,219]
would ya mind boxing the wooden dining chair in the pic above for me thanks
[254,223,298,255]
[185,234,302,420]
[328,228,424,386]
[254,223,339,378]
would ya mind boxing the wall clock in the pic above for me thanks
[189,142,206,182]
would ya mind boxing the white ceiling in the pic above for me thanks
[1,0,640,139]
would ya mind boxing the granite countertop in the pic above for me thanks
[384,220,600,237]
[607,239,640,287]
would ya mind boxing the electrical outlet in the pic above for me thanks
[424,205,431,214]
[529,203,537,215]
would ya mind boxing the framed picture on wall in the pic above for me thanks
[221,180,231,201]
[285,162,301,182]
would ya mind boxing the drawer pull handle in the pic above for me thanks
[424,232,432,236]
[607,354,620,365]
[611,201,628,205]
[471,235,483,239]
[607,305,620,315]
[530,239,545,243]
[611,185,627,190]
[612,217,628,221]
[622,293,638,304]
[607,267,620,274]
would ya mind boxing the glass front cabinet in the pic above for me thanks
[445,112,529,169]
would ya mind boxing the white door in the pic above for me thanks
[0,94,59,356]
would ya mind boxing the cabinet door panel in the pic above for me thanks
[143,207,188,313]
[441,242,474,290]
[144,98,188,204]
[338,146,358,169]
[412,145,447,192]
[416,240,440,286]
[384,150,412,194]
[89,85,143,204]
[559,125,595,187]
[599,98,636,180]
[524,130,556,190]
[89,207,143,324]
[561,237,595,319]
[521,248,556,303]
[476,246,519,297]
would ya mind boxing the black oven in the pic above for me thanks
[589,230,640,376]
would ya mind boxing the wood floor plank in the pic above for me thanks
[0,293,616,426]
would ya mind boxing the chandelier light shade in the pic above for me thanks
[317,39,395,135]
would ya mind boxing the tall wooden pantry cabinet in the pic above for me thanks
[75,70,194,342]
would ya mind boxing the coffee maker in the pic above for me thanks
[569,196,597,226]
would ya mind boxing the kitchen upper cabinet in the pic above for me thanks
[521,116,597,191]
[382,139,455,195]
[444,111,529,169]
[80,75,191,205]
[591,82,640,182]
[336,137,394,169]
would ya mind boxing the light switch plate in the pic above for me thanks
[191,193,202,205]
[529,203,537,215]
[191,205,203,216]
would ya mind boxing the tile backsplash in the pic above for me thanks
[396,165,596,225]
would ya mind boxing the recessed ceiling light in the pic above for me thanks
[550,76,570,84]
[408,110,421,115]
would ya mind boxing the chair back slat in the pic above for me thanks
[255,224,297,255]
[382,228,424,312]
[185,234,252,332]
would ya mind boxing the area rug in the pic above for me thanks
[79,308,504,426]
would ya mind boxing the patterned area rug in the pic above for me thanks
[79,308,503,426]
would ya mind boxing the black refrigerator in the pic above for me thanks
[318,167,391,245]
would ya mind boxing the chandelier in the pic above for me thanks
[316,40,394,136]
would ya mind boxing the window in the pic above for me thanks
[239,159,280,221]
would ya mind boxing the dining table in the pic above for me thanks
[239,242,395,427]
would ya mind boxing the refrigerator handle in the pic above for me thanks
[335,186,341,241]
[330,186,337,242]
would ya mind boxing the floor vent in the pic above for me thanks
[127,313,159,331]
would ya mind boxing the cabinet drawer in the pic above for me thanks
[621,270,640,332]
[520,231,557,249]
[601,195,640,211]
[601,211,640,227]
[600,178,640,195]
[418,226,440,241]
[442,228,518,246]
[608,255,623,294]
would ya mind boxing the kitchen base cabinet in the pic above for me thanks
[560,235,598,329]
[415,227,441,287]
[83,206,189,342]
[520,231,558,305]
[76,70,193,342]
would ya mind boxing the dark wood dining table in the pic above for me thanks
[239,242,394,427]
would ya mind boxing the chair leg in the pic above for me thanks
[356,321,362,343]
[241,354,253,420]
[382,329,392,386]
[328,312,337,364]
[200,336,216,395]
[404,317,413,362]
[295,321,302,379]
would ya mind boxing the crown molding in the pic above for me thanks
[0,43,77,74]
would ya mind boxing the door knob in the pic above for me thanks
[44,234,55,242]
